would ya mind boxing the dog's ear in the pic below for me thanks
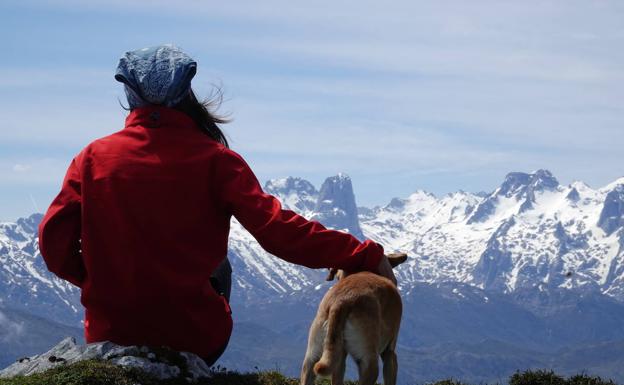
[387,253,408,268]
[326,268,338,281]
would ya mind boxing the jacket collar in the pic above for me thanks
[124,105,197,131]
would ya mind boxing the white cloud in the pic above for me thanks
[2,158,67,184]
[12,164,32,173]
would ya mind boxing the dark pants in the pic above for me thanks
[203,257,232,366]
[209,257,232,302]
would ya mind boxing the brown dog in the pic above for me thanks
[300,253,408,385]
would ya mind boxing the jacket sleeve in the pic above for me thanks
[38,157,85,288]
[214,147,384,273]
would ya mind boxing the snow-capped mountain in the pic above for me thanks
[4,169,624,382]
[233,169,624,304]
[2,169,624,327]
[362,170,624,299]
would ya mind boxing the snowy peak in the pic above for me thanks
[386,197,407,211]
[498,169,559,198]
[404,190,438,211]
[264,177,317,197]
[383,190,437,214]
[467,169,560,224]
[264,177,318,213]
[0,213,42,243]
[600,177,624,193]
[313,174,364,240]
[16,213,43,236]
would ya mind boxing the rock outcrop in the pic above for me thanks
[0,337,213,381]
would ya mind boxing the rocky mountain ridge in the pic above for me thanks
[1,170,624,327]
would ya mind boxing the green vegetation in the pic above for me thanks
[509,370,617,385]
[0,361,618,385]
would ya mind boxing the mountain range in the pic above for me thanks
[1,169,624,383]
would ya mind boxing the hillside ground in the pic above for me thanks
[0,360,618,385]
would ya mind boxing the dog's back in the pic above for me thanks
[302,271,402,385]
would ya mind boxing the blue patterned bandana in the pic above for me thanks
[115,45,197,109]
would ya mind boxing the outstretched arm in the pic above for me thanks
[38,157,85,287]
[214,147,384,273]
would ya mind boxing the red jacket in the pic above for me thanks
[38,105,384,359]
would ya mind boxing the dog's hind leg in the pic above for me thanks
[345,321,379,385]
[347,306,381,385]
[300,319,325,385]
[331,351,347,385]
[356,354,379,385]
[380,341,398,385]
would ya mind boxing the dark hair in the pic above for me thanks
[174,88,230,148]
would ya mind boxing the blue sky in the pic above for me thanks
[1,0,623,221]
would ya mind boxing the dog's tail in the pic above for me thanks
[313,303,349,377]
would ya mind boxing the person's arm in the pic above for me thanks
[214,147,384,273]
[38,157,85,287]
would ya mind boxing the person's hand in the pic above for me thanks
[377,255,398,286]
